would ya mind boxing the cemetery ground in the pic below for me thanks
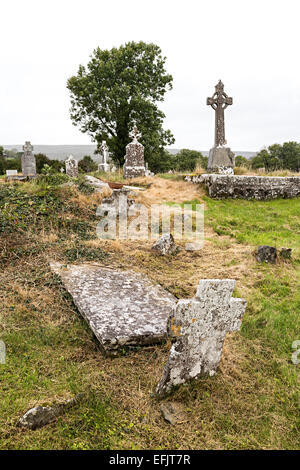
[0,173,299,450]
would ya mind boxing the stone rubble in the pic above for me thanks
[151,233,178,256]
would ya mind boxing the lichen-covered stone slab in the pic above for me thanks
[156,279,247,396]
[50,262,176,354]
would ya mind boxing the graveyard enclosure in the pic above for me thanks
[0,175,299,450]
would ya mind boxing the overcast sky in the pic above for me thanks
[1,0,299,151]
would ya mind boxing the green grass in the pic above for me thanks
[204,196,300,253]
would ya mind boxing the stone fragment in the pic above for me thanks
[18,395,83,430]
[84,175,110,192]
[22,141,36,176]
[123,125,145,179]
[50,263,176,354]
[256,245,277,264]
[156,279,247,396]
[280,248,292,260]
[151,234,177,256]
[160,402,187,425]
[65,155,78,177]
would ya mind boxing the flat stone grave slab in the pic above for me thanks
[50,262,176,354]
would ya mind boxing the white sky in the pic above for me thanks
[0,0,299,150]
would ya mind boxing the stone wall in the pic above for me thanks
[185,174,300,200]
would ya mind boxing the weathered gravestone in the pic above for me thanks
[98,140,111,173]
[207,81,235,174]
[50,263,176,355]
[65,155,78,177]
[22,141,36,176]
[123,125,146,179]
[0,340,5,364]
[156,279,247,396]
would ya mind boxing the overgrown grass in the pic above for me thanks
[0,177,299,449]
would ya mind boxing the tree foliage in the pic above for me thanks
[67,41,174,169]
[250,142,300,171]
[174,149,207,172]
[78,155,98,173]
[235,155,250,168]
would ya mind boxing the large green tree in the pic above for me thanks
[251,142,300,171]
[67,41,174,169]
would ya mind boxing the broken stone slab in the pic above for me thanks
[84,175,110,192]
[18,394,84,430]
[256,245,277,264]
[156,279,247,396]
[50,263,176,354]
[151,234,178,256]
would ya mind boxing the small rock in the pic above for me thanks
[160,402,186,425]
[256,245,277,264]
[18,394,84,430]
[18,405,59,430]
[280,248,292,260]
[151,234,177,256]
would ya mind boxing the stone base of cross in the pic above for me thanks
[156,279,247,396]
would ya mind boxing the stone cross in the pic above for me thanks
[123,124,145,178]
[207,80,233,147]
[129,125,142,144]
[100,140,109,165]
[23,141,33,154]
[156,279,247,396]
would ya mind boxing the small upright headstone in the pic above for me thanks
[22,141,36,176]
[156,279,247,396]
[98,140,111,173]
[123,125,145,179]
[207,81,235,174]
[65,155,78,177]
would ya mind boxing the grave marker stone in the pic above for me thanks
[22,141,36,176]
[156,279,247,395]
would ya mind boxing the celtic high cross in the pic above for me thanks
[207,80,233,147]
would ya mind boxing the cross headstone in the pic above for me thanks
[98,140,110,172]
[22,141,36,176]
[156,279,247,396]
[206,81,235,174]
[123,124,145,178]
[65,155,78,177]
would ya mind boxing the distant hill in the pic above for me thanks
[168,149,257,159]
[3,145,256,161]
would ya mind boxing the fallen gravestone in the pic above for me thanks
[156,279,247,396]
[50,263,176,354]
[151,233,178,256]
